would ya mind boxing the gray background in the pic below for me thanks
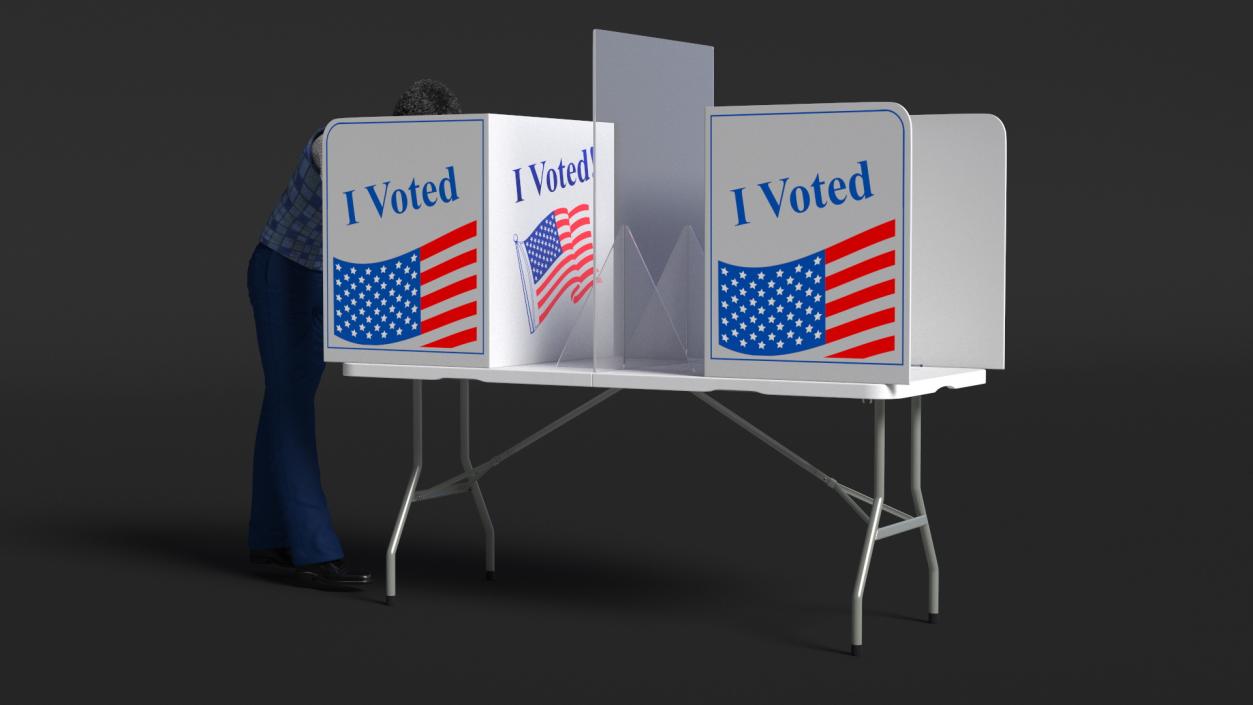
[2,2,1249,702]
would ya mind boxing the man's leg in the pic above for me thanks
[247,245,289,555]
[247,245,344,567]
[248,398,290,556]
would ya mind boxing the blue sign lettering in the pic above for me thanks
[343,166,459,226]
[511,147,595,203]
[731,160,874,226]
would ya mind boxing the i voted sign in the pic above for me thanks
[728,160,876,226]
[322,117,486,360]
[342,166,461,225]
[706,103,911,384]
[321,113,611,369]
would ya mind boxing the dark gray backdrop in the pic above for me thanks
[3,2,1249,702]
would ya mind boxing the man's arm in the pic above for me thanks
[312,133,325,172]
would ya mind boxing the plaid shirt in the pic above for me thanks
[259,131,324,271]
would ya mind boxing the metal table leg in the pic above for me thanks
[383,383,943,654]
[385,380,424,605]
[851,399,886,655]
[912,396,940,623]
[385,381,619,602]
[696,391,938,655]
[460,380,496,580]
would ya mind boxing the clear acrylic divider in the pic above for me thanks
[555,237,613,369]
[590,232,621,370]
[551,275,595,369]
[579,224,703,375]
[650,225,705,373]
[593,29,714,376]
[546,92,603,374]
[620,226,697,374]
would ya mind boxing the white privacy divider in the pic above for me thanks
[705,103,913,383]
[321,114,609,370]
[321,34,1005,385]
[910,114,1007,370]
[704,107,1006,383]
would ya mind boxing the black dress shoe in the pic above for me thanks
[249,548,293,568]
[293,560,372,589]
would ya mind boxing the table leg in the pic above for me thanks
[386,380,424,605]
[460,380,497,580]
[851,399,887,655]
[911,396,940,623]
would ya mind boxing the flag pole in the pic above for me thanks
[514,234,538,334]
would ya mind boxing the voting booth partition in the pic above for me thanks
[321,113,1004,385]
[321,114,612,369]
[331,30,1007,655]
[705,104,1007,383]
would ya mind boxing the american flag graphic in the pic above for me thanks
[331,220,479,349]
[515,204,594,333]
[716,219,899,360]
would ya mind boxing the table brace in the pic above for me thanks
[384,379,939,655]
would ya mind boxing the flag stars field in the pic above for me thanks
[331,220,480,350]
[716,220,900,361]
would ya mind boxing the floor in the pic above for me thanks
[3,369,1247,702]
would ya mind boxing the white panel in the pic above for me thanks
[911,114,1006,370]
[322,115,488,366]
[705,103,912,384]
[322,114,611,370]
[485,115,610,368]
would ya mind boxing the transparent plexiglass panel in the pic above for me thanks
[592,30,714,374]
[555,237,610,369]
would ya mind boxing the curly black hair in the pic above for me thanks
[392,79,462,116]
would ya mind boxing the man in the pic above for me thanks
[246,79,462,588]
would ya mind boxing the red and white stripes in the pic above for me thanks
[823,219,898,360]
[535,204,595,324]
[416,220,479,349]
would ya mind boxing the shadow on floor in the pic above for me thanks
[18,514,743,615]
[12,513,931,654]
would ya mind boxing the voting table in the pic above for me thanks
[324,31,1006,654]
[347,363,982,655]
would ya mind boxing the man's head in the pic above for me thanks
[393,79,462,116]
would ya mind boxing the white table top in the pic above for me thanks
[342,361,985,400]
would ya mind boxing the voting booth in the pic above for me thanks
[334,30,1008,655]
[586,31,1005,385]
[321,36,1004,386]
[321,115,613,368]
[705,103,1007,383]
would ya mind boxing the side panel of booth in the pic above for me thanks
[910,114,1007,371]
[485,115,610,368]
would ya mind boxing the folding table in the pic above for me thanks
[345,362,984,655]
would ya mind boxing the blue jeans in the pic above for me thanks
[246,243,343,566]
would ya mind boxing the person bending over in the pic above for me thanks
[246,79,462,588]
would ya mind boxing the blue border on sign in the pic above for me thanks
[708,108,907,367]
[323,117,486,355]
